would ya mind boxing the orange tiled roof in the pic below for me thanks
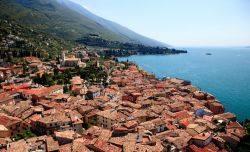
[20,85,62,96]
[2,84,15,90]
[0,114,22,127]
[192,132,211,141]
[175,110,191,120]
[95,96,110,102]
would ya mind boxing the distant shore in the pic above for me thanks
[118,47,250,122]
[103,48,188,57]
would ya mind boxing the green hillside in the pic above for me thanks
[0,0,137,55]
[0,0,177,59]
[0,0,132,41]
[58,0,169,47]
[0,18,73,56]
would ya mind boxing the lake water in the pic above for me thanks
[119,47,250,122]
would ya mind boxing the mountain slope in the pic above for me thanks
[0,0,168,48]
[57,0,169,47]
[0,0,132,43]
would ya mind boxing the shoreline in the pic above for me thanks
[103,48,188,58]
[119,59,241,121]
[0,50,247,151]
[117,49,250,122]
[109,60,246,151]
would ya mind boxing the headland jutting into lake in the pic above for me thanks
[0,47,247,151]
[119,47,250,123]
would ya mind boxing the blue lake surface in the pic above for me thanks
[119,47,250,121]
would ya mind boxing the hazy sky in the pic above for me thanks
[70,0,250,47]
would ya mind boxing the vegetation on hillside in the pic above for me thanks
[0,19,73,59]
[0,0,131,44]
[33,62,108,87]
[0,0,183,58]
[77,35,187,57]
[60,0,167,47]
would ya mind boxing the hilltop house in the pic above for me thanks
[191,132,212,147]
[0,113,24,136]
[70,76,88,97]
[20,85,63,100]
[86,86,102,99]
[35,111,83,135]
[60,51,86,68]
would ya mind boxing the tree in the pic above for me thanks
[63,85,69,93]
[57,79,64,85]
[22,63,28,74]
[12,130,37,141]
[53,68,59,75]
